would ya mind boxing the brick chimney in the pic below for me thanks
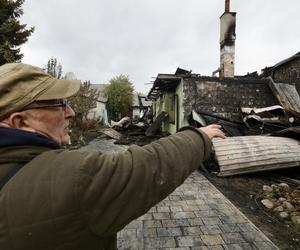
[220,0,236,78]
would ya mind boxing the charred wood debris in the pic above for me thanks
[99,110,170,146]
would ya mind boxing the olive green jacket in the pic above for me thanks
[0,129,211,250]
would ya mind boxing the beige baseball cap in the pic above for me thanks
[0,63,81,120]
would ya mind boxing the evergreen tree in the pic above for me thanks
[0,0,34,65]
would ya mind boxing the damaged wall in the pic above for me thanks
[182,77,279,122]
[273,59,300,88]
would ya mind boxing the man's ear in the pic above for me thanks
[7,112,30,129]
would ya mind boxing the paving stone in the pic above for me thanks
[117,237,139,249]
[222,243,257,250]
[241,231,266,242]
[118,228,137,238]
[182,226,202,236]
[153,212,171,220]
[219,224,241,233]
[181,205,199,212]
[207,246,225,250]
[200,234,225,246]
[139,213,153,220]
[176,236,195,247]
[171,200,188,206]
[192,246,225,250]
[157,227,182,237]
[191,247,210,250]
[219,215,247,224]
[162,219,190,227]
[237,223,257,232]
[200,225,222,235]
[170,206,183,212]
[165,201,186,207]
[182,195,197,200]
[124,220,141,229]
[195,210,220,218]
[159,200,171,206]
[195,200,206,205]
[188,218,204,226]
[195,194,209,200]
[164,248,190,250]
[186,200,199,206]
[209,204,232,211]
[221,233,246,244]
[171,190,184,196]
[184,190,199,196]
[202,217,222,225]
[143,228,157,238]
[148,206,157,213]
[198,204,211,211]
[144,220,162,228]
[157,206,171,213]
[172,212,196,219]
[169,195,182,201]
[144,237,176,248]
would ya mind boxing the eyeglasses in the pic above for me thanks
[22,99,71,111]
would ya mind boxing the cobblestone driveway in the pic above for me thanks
[117,171,278,249]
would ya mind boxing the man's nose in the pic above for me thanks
[65,104,75,118]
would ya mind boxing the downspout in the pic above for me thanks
[175,94,179,131]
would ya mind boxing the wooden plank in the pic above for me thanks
[217,149,300,162]
[145,111,168,136]
[99,128,122,140]
[220,156,300,170]
[214,137,299,150]
[218,163,299,177]
[268,78,300,115]
[216,145,300,157]
[213,135,300,177]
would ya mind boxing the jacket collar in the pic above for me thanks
[0,127,60,149]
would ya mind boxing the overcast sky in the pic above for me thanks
[20,0,299,93]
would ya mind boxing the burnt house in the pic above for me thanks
[146,0,300,176]
[147,0,300,135]
[261,52,300,91]
[148,71,284,134]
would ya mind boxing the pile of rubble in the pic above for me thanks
[261,183,300,225]
[99,112,170,146]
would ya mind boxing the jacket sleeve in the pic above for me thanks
[76,128,212,236]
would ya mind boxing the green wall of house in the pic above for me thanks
[152,79,189,134]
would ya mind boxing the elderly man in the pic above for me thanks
[0,63,225,250]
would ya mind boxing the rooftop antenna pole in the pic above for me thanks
[225,0,230,12]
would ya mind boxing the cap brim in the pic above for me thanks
[36,79,81,101]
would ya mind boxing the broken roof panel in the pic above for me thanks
[147,74,181,99]
[213,136,300,177]
[268,78,300,116]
